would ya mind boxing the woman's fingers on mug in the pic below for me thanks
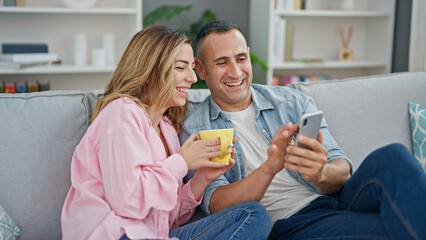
[205,160,230,168]
[206,144,233,152]
[207,148,232,158]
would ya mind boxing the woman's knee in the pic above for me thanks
[239,201,271,225]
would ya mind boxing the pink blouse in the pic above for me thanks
[61,97,201,240]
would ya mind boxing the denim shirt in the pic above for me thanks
[179,84,352,215]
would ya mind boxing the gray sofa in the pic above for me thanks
[1,72,425,239]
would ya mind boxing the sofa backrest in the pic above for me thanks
[0,90,101,240]
[187,72,426,170]
[291,72,426,170]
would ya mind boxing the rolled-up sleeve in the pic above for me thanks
[199,175,230,215]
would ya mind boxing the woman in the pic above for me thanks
[61,25,271,240]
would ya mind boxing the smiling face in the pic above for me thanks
[196,29,252,112]
[166,43,197,108]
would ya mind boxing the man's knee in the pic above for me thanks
[366,143,420,173]
[368,143,410,163]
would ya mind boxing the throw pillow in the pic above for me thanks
[408,102,426,172]
[0,204,21,240]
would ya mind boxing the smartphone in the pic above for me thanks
[295,111,323,149]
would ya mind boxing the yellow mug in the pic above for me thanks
[199,128,234,163]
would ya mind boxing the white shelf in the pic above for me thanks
[272,61,387,70]
[275,10,390,18]
[0,7,138,14]
[249,0,396,85]
[0,65,116,74]
[0,0,142,90]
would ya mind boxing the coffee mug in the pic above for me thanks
[199,128,234,163]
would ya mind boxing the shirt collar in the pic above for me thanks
[208,85,275,120]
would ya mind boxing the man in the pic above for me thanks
[179,20,426,239]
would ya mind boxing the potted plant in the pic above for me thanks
[144,4,268,88]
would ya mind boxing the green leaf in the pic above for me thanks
[143,4,268,75]
[143,5,193,27]
[201,10,217,23]
[187,10,217,50]
[190,79,209,89]
[250,52,269,72]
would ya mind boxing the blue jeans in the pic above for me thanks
[121,201,271,240]
[170,201,272,240]
[269,143,426,240]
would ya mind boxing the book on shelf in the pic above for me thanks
[275,0,305,11]
[0,53,59,63]
[38,81,50,91]
[15,0,25,6]
[274,74,332,86]
[4,0,15,6]
[0,53,60,69]
[0,81,49,94]
[284,22,293,62]
[271,19,293,63]
[272,16,286,63]
[4,83,16,94]
[2,43,48,54]
[0,60,61,69]
[27,81,39,92]
[16,82,27,93]
[293,58,325,64]
[294,0,302,10]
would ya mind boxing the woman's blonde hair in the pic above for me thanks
[91,25,191,132]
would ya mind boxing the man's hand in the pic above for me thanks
[284,130,327,183]
[262,123,299,176]
[284,130,350,194]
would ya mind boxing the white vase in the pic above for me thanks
[61,0,98,9]
[340,0,355,11]
[91,48,106,67]
[102,33,115,66]
[73,33,87,66]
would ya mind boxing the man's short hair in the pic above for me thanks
[196,20,244,59]
[196,20,241,44]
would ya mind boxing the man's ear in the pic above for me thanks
[195,58,206,80]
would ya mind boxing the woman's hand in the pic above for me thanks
[189,138,237,200]
[178,134,233,170]
[195,158,235,182]
[192,137,236,184]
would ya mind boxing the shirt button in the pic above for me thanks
[262,129,266,133]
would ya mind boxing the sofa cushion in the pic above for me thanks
[0,91,92,240]
[408,102,426,172]
[291,72,426,170]
[0,203,21,240]
[187,88,210,112]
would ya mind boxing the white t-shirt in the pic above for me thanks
[225,104,321,222]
